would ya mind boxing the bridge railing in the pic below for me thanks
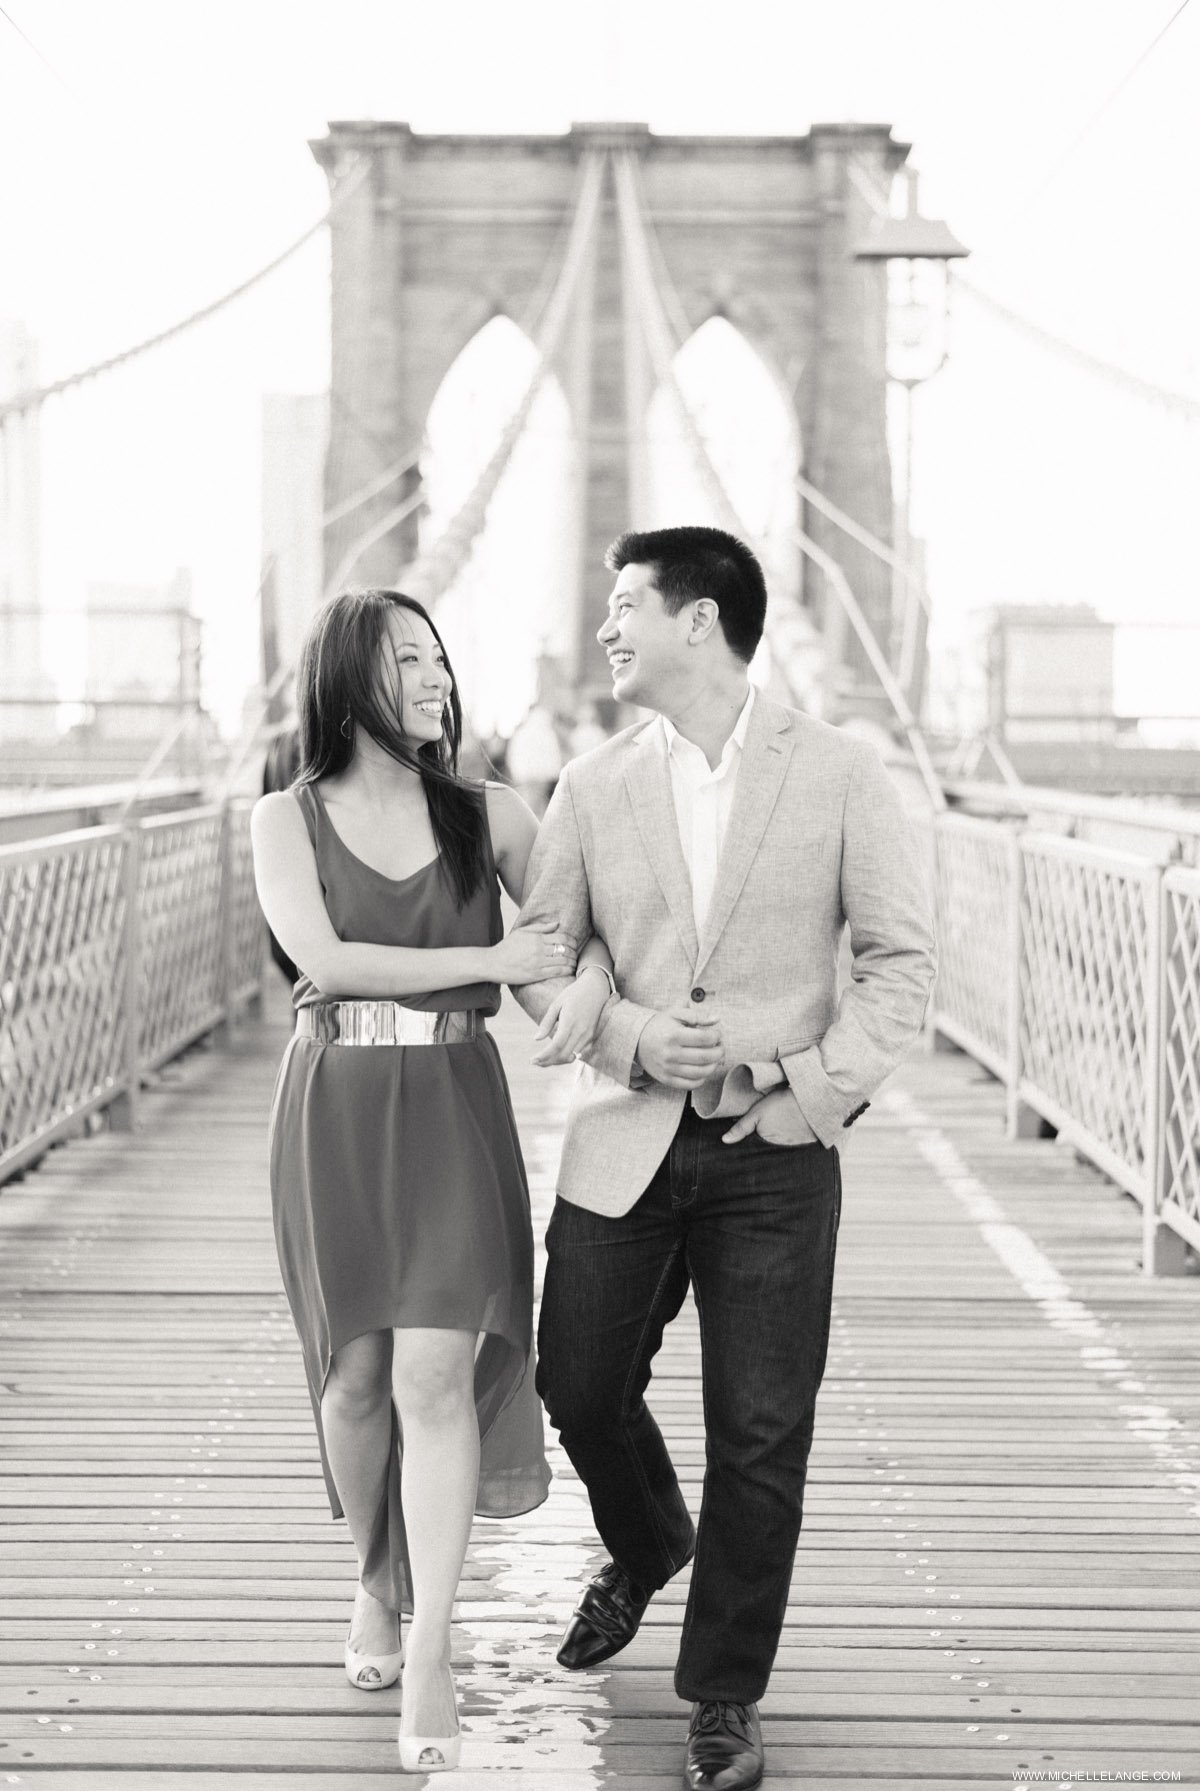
[0,801,263,1186]
[926,809,1200,1271]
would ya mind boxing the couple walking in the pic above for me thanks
[251,524,936,1786]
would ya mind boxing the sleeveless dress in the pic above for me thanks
[267,782,551,1612]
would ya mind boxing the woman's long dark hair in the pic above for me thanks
[294,589,488,908]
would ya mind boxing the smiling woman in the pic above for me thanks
[248,583,598,1768]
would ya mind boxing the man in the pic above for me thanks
[514,526,936,1791]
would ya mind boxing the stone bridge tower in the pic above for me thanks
[312,120,907,700]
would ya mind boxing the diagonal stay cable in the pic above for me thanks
[793,522,946,808]
[616,149,944,804]
[851,150,1200,425]
[611,151,824,711]
[953,275,1200,423]
[397,149,606,604]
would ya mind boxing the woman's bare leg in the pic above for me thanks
[392,1327,478,1737]
[321,1329,400,1658]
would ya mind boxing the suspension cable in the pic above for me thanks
[850,153,1200,423]
[0,158,370,426]
[953,275,1200,422]
[615,149,946,806]
[612,151,824,712]
[397,149,606,603]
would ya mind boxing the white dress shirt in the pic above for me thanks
[661,685,756,938]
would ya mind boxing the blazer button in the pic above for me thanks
[690,987,706,1003]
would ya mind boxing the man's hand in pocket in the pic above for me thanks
[722,1089,817,1147]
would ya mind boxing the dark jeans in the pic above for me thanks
[536,1103,842,1703]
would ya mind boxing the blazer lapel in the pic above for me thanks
[622,722,700,962]
[695,697,794,976]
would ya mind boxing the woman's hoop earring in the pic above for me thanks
[340,714,352,739]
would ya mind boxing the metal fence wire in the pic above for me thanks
[928,812,1200,1266]
[2,790,1197,1270]
[0,801,262,1184]
[1161,867,1200,1247]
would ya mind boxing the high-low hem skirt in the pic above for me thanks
[268,1026,551,1612]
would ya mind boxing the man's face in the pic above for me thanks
[596,562,694,710]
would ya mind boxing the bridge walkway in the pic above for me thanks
[1,982,1198,1788]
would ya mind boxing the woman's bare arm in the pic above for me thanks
[251,792,570,999]
[486,783,614,977]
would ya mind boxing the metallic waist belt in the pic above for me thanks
[295,1001,482,1046]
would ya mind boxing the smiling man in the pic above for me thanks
[514,525,936,1791]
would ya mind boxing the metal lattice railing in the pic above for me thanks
[930,813,1015,1078]
[0,801,263,1185]
[1161,866,1200,1253]
[138,810,226,1068]
[1018,835,1159,1199]
[927,807,1200,1271]
[226,802,266,1003]
[0,828,129,1174]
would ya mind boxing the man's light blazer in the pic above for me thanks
[513,692,937,1217]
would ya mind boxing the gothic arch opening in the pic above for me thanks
[421,315,573,738]
[644,316,801,608]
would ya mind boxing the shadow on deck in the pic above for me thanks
[1,980,1198,1787]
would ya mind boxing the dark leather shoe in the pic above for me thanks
[556,1560,651,1669]
[683,1700,763,1790]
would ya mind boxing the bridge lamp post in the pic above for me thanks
[853,175,968,715]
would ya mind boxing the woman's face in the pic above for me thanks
[376,606,452,744]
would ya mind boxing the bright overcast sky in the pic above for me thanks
[1,0,1197,732]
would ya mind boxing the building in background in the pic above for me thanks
[956,601,1199,799]
[1,564,204,787]
[81,571,202,751]
[260,393,327,705]
[981,603,1116,744]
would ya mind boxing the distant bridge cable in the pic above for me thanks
[952,275,1200,423]
[790,520,945,807]
[849,152,1200,425]
[0,2,83,101]
[1008,0,1192,227]
[327,486,425,598]
[611,155,762,545]
[613,153,944,806]
[0,158,371,426]
[618,154,931,626]
[613,153,829,739]
[396,149,607,604]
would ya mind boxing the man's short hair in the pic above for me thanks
[604,526,767,664]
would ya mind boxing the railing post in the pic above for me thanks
[1005,827,1039,1139]
[923,812,941,1051]
[1145,874,1189,1276]
[215,800,235,1047]
[110,824,142,1132]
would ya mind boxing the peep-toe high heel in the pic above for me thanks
[344,1581,403,1690]
[398,1663,460,1772]
[344,1635,404,1690]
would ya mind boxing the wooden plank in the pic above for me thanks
[1,982,1198,1785]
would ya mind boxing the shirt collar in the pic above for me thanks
[661,683,756,769]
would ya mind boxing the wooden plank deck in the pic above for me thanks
[1,980,1199,1788]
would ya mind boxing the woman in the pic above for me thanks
[251,589,612,1771]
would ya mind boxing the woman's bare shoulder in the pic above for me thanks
[251,787,307,845]
[483,781,536,854]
